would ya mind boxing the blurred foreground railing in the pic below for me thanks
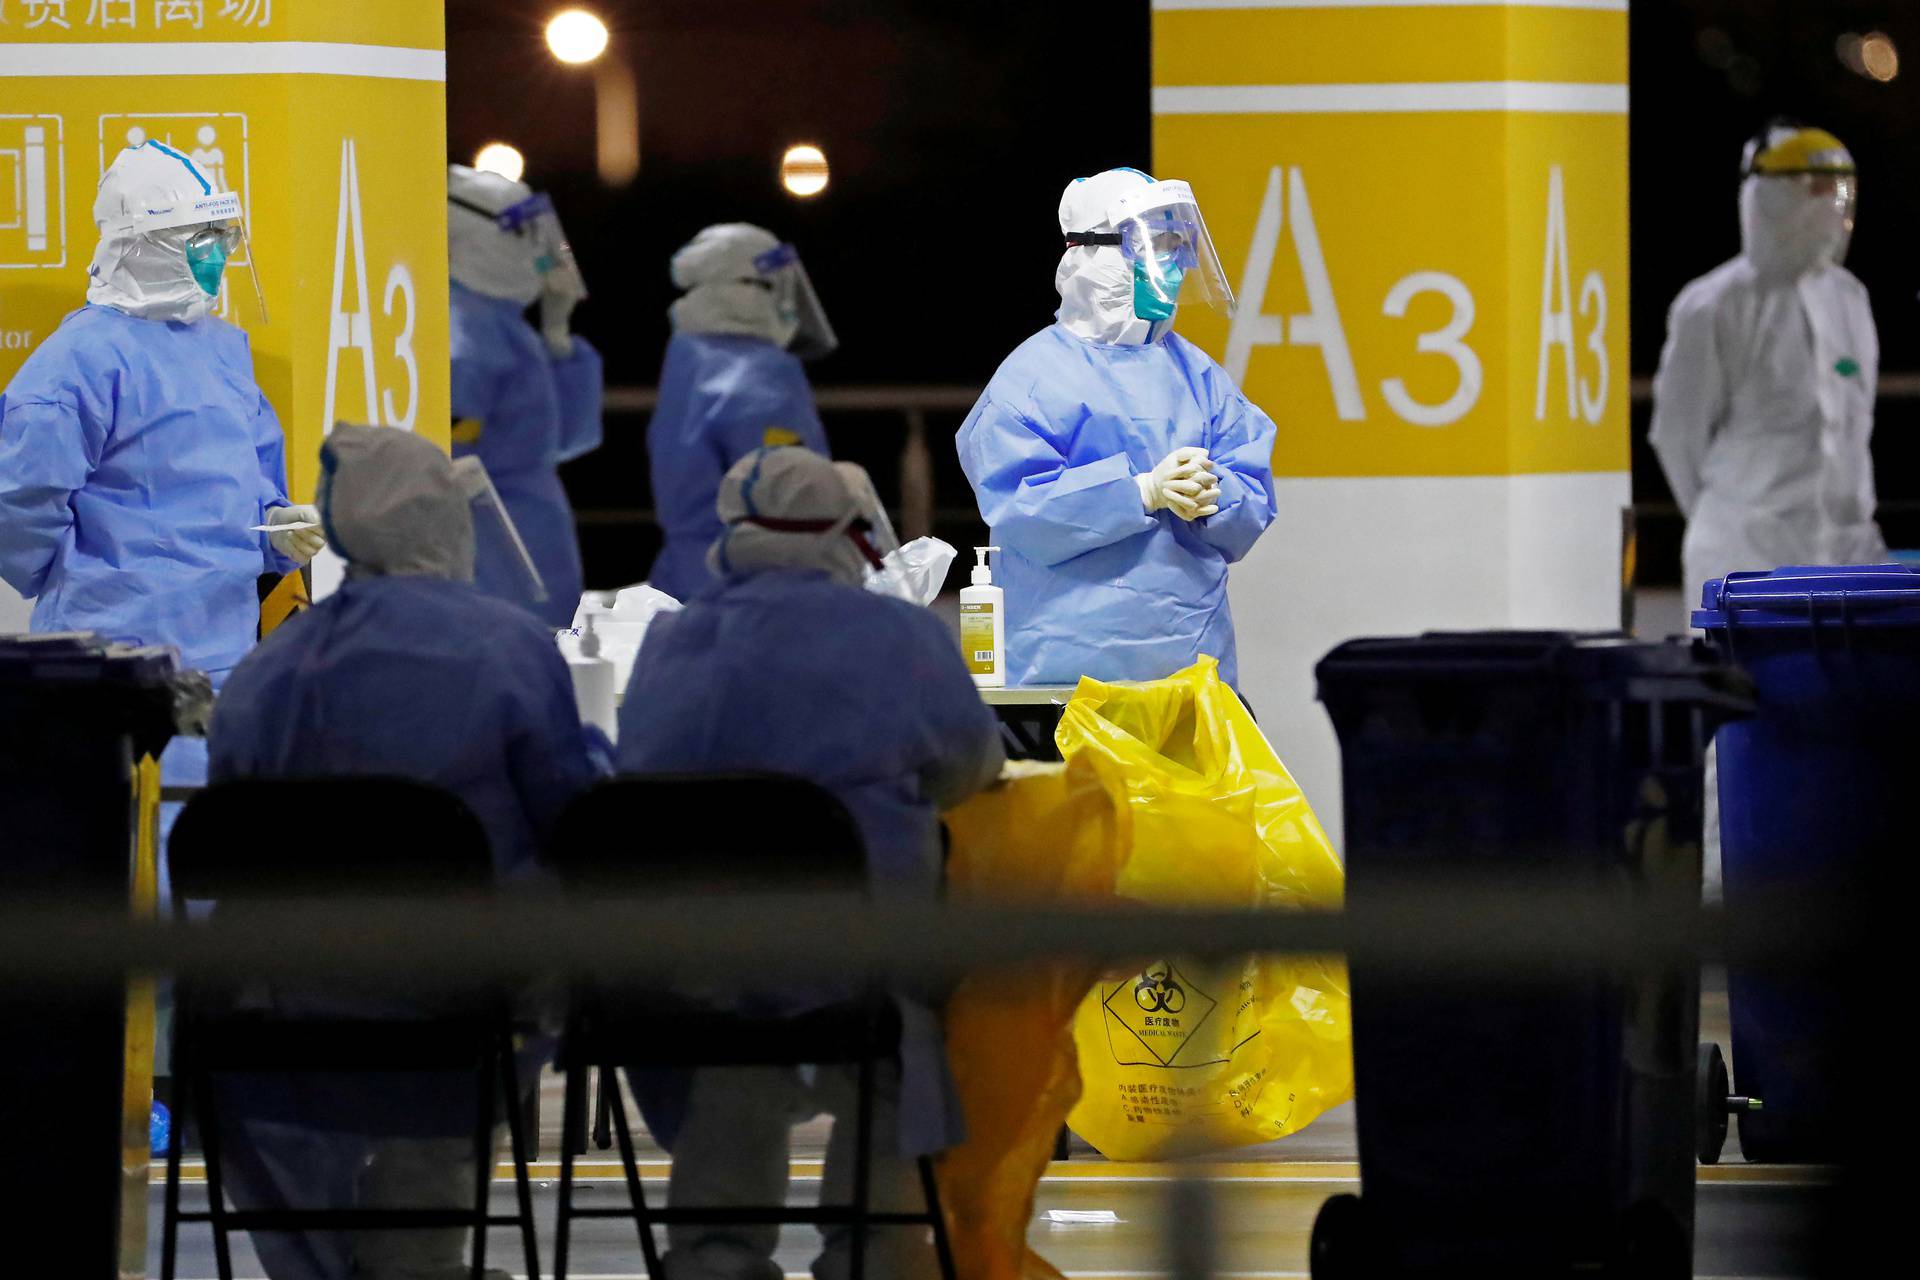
[0,885,1854,988]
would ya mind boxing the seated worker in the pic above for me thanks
[618,447,1005,1280]
[207,424,603,1280]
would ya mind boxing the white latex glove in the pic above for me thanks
[1135,446,1220,521]
[266,504,326,564]
[541,288,581,360]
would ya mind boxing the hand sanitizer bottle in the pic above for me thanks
[960,546,1005,688]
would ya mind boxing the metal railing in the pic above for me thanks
[585,375,1920,539]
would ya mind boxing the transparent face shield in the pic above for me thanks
[833,461,901,565]
[1804,171,1859,261]
[752,242,839,360]
[104,190,269,321]
[451,456,548,607]
[451,189,590,306]
[1110,181,1234,321]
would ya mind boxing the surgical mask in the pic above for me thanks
[184,225,236,298]
[1133,253,1184,321]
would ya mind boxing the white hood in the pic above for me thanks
[87,143,231,323]
[1054,167,1161,346]
[448,164,546,306]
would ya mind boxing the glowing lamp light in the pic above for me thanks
[1861,32,1900,82]
[781,144,829,198]
[474,142,527,184]
[547,9,611,65]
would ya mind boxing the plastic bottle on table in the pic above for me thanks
[961,546,1005,689]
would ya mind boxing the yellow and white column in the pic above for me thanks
[0,0,450,613]
[1154,0,1630,843]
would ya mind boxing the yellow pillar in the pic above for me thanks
[0,0,451,511]
[1153,0,1630,842]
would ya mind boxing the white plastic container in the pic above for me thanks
[960,545,1005,688]
[564,613,620,739]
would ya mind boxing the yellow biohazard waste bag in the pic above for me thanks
[939,757,1125,1280]
[1060,657,1353,1161]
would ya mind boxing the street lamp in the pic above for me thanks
[546,9,610,65]
[474,142,527,183]
[781,144,829,198]
[545,8,638,186]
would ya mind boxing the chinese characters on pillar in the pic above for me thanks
[3,0,271,28]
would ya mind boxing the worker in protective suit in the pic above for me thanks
[0,139,321,873]
[1651,121,1885,611]
[618,447,1004,1280]
[645,223,836,601]
[209,424,603,1280]
[449,163,603,629]
[956,168,1277,688]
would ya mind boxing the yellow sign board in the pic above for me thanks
[1153,0,1629,480]
[0,0,450,501]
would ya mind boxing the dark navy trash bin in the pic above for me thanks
[1694,564,1920,1163]
[1311,633,1749,1278]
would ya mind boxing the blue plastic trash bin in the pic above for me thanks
[1694,564,1920,1163]
[1312,633,1749,1277]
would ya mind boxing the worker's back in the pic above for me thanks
[209,574,601,881]
[616,568,1002,896]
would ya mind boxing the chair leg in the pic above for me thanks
[567,1060,588,1156]
[919,1157,958,1280]
[193,1067,235,1280]
[606,1070,664,1278]
[556,1064,583,1280]
[160,1055,185,1280]
[500,1031,541,1280]
[471,1036,495,1280]
[593,1065,614,1151]
[849,1052,876,1280]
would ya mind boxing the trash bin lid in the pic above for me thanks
[1693,564,1920,631]
[0,632,183,685]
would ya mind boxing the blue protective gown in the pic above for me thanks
[956,323,1278,688]
[645,332,829,601]
[0,304,296,670]
[616,570,1004,1155]
[449,282,604,629]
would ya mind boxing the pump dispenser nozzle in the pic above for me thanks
[972,545,1000,587]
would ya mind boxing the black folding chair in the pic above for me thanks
[548,773,956,1280]
[159,778,541,1280]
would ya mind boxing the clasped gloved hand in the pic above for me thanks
[1136,446,1220,521]
[266,504,327,564]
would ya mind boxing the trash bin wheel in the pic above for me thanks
[1697,1042,1731,1164]
[1309,1193,1372,1279]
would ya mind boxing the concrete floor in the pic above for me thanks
[146,978,1834,1278]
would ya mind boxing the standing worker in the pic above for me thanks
[448,163,603,629]
[645,223,836,601]
[0,141,321,793]
[957,168,1277,688]
[1651,120,1885,611]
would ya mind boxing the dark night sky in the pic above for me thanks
[446,0,1920,586]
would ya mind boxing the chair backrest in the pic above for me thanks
[550,773,867,896]
[169,777,494,910]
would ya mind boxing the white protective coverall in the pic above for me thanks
[1650,123,1885,612]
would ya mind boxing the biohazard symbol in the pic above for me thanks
[1133,964,1186,1014]
[1100,959,1220,1069]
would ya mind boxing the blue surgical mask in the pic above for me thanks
[185,237,230,298]
[1132,254,1184,321]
